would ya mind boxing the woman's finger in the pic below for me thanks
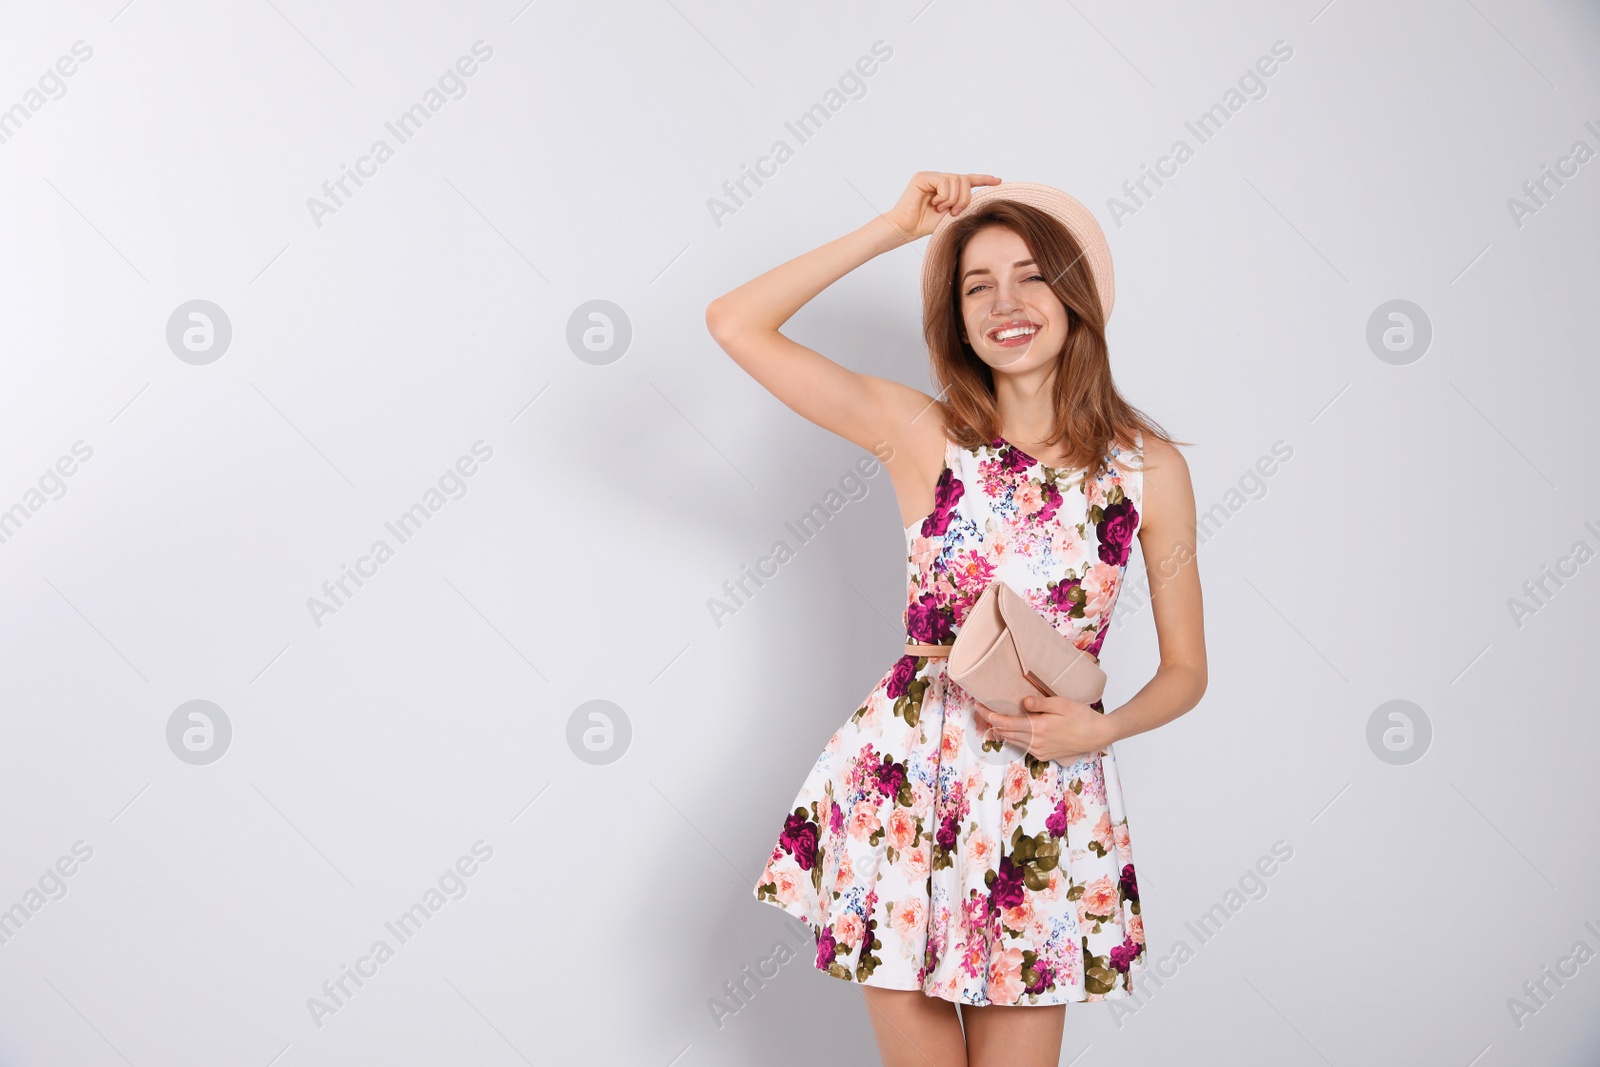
[951,178,971,217]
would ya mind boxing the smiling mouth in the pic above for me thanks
[988,322,1040,345]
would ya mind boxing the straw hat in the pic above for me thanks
[918,181,1115,324]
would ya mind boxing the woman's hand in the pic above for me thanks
[882,171,1003,243]
[975,694,1115,764]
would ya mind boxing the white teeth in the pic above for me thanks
[994,325,1037,341]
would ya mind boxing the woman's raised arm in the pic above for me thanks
[704,172,1000,458]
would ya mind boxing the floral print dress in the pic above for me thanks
[754,431,1148,1006]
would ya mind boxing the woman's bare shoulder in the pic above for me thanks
[1135,434,1195,533]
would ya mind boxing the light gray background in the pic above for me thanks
[1,1,1597,1064]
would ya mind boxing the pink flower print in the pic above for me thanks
[1001,895,1036,934]
[834,849,855,890]
[1081,562,1120,617]
[961,767,990,811]
[890,896,926,945]
[1048,519,1085,561]
[1080,875,1120,920]
[835,909,865,949]
[1012,479,1044,519]
[1002,762,1032,807]
[1000,800,1021,838]
[1062,787,1086,826]
[771,867,803,908]
[968,828,997,872]
[847,743,879,791]
[947,549,996,596]
[941,719,963,763]
[1085,475,1106,511]
[984,518,1019,566]
[848,799,882,842]
[1128,912,1145,944]
[905,840,931,878]
[888,806,918,853]
[1114,823,1132,858]
[987,945,1027,1004]
[1084,760,1108,804]
[960,936,988,980]
[1092,812,1115,853]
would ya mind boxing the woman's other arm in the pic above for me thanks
[1101,436,1208,743]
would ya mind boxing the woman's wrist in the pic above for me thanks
[1097,707,1128,746]
[866,211,915,253]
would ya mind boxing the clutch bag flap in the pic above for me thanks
[947,580,1107,717]
[994,582,1107,705]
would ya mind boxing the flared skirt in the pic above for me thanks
[754,656,1148,1006]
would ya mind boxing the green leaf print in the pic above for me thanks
[1009,825,1061,891]
[1082,942,1118,996]
[894,674,930,728]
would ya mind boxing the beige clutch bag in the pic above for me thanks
[947,579,1107,718]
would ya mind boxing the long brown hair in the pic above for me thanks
[922,198,1183,483]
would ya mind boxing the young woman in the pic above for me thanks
[707,172,1206,1067]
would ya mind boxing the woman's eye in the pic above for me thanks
[965,274,1042,295]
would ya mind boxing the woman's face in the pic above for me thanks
[955,225,1068,376]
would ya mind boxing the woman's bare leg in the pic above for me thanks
[859,986,968,1067]
[959,1002,1066,1067]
